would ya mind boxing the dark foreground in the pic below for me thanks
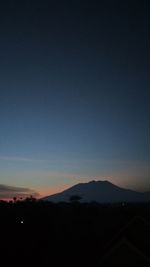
[0,201,150,267]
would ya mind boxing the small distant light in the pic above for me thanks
[21,220,24,224]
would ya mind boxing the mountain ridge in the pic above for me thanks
[41,180,150,203]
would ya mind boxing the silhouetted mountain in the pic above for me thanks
[42,180,150,203]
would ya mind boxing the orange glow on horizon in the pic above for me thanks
[37,184,70,198]
[0,184,71,201]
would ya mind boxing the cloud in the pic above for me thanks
[0,184,39,200]
[0,156,46,163]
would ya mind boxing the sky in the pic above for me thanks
[0,0,150,199]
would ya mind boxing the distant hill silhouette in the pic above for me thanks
[42,180,150,203]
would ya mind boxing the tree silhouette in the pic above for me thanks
[13,197,17,203]
[24,195,36,202]
[69,195,82,203]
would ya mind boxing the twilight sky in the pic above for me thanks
[0,0,150,198]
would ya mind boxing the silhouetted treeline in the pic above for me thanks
[0,201,150,267]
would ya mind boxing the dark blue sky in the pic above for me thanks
[0,0,150,197]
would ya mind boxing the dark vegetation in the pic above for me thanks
[0,200,150,266]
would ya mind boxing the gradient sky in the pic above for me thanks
[0,0,150,198]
